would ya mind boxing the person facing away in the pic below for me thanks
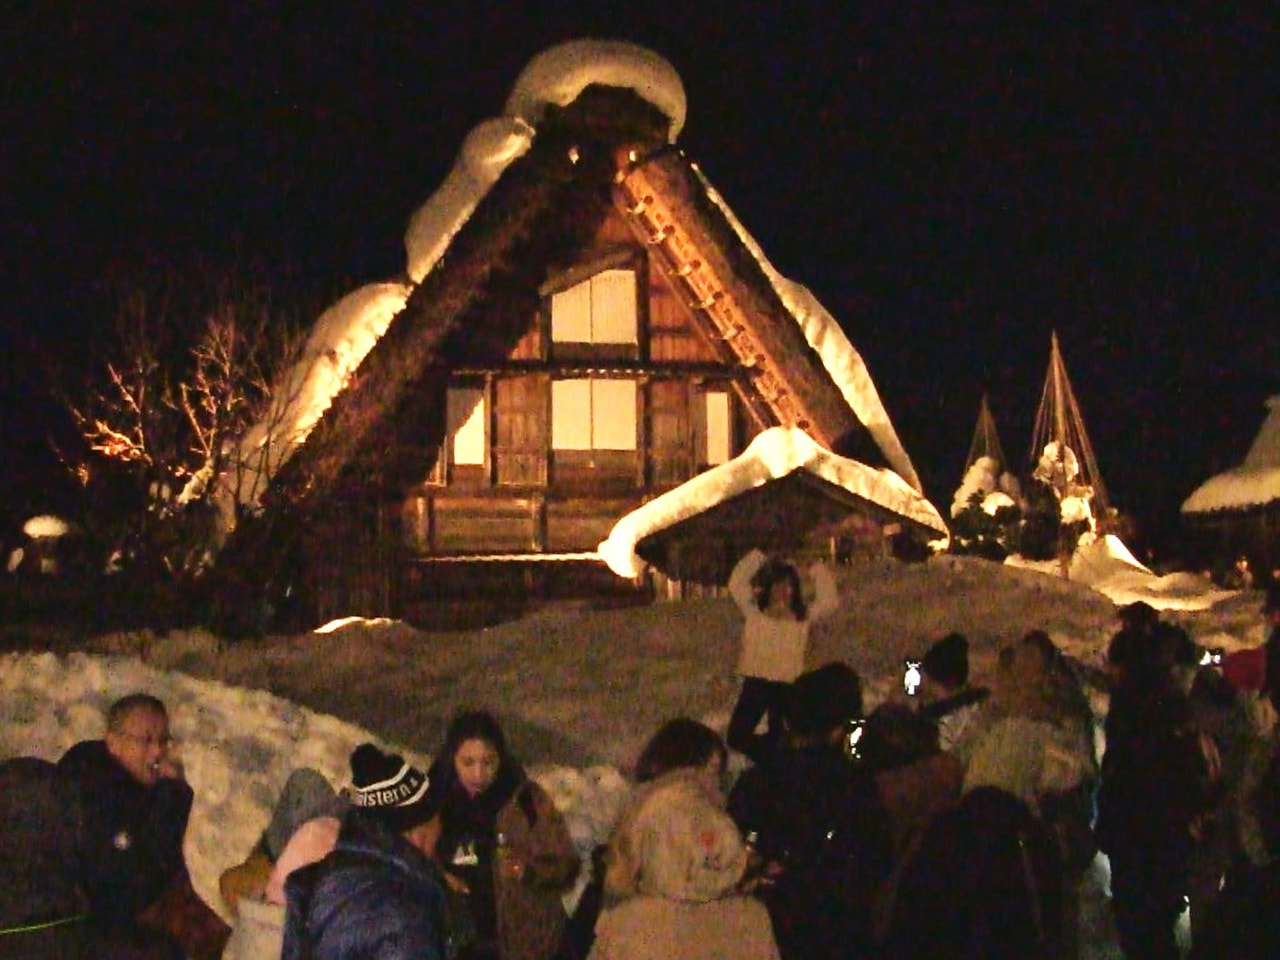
[1106,600,1161,689]
[429,710,580,960]
[1095,622,1220,960]
[917,631,990,752]
[727,662,892,960]
[282,743,448,960]
[0,756,94,960]
[57,691,230,960]
[726,548,839,763]
[588,770,780,960]
[563,718,729,960]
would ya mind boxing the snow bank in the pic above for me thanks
[0,651,630,922]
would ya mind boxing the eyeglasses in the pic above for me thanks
[113,731,176,749]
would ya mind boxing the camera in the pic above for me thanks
[903,659,923,697]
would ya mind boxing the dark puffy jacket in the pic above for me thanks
[728,743,892,960]
[282,811,447,960]
[57,740,192,924]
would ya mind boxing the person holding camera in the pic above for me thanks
[916,632,990,752]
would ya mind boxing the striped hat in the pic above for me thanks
[349,743,439,832]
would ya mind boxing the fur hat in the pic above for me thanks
[612,770,747,903]
[788,662,863,736]
[922,632,970,688]
[349,744,439,833]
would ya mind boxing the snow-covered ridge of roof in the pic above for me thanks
[504,39,686,142]
[1182,396,1280,514]
[691,169,924,494]
[598,427,950,578]
[405,117,536,284]
[236,282,411,501]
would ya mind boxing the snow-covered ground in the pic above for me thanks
[2,539,1272,958]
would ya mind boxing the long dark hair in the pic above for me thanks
[752,558,807,620]
[430,709,530,819]
[634,718,727,784]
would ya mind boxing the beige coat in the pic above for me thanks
[589,894,780,960]
[594,770,780,960]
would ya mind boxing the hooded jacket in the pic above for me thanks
[591,771,778,960]
[282,811,446,960]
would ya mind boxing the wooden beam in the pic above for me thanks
[614,165,822,440]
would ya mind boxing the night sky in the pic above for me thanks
[3,3,1277,555]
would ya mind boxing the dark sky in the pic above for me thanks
[2,2,1278,552]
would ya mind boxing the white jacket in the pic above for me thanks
[728,550,839,683]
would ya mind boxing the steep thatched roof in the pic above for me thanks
[268,87,673,508]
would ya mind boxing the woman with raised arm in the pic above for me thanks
[726,549,839,762]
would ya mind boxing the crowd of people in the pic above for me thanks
[2,551,1278,960]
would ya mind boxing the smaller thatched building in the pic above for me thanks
[1182,395,1280,577]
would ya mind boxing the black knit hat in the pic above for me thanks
[349,744,439,833]
[922,632,970,688]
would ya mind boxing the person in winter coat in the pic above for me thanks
[430,710,580,960]
[0,757,94,960]
[1095,622,1219,960]
[589,770,780,960]
[562,718,729,960]
[727,662,892,960]
[726,548,838,763]
[917,631,990,752]
[57,692,230,960]
[282,743,448,960]
[883,785,1064,960]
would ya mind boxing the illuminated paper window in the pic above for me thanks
[705,390,731,465]
[552,378,637,451]
[550,270,637,344]
[447,387,486,465]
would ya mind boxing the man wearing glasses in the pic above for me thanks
[58,692,229,960]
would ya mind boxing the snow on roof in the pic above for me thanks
[597,426,949,578]
[409,39,684,283]
[503,39,686,142]
[404,117,536,284]
[235,282,411,501]
[1182,395,1280,514]
[22,515,72,538]
[692,168,924,493]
